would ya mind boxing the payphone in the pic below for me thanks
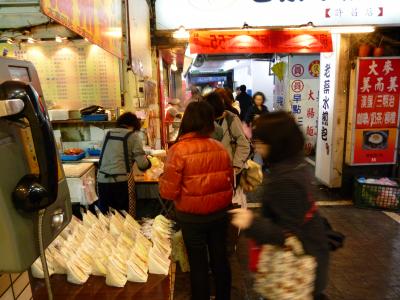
[0,57,72,277]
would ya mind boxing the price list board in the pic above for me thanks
[2,42,120,110]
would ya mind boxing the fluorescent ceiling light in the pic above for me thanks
[329,26,375,33]
[285,25,375,34]
[55,36,67,43]
[173,26,190,39]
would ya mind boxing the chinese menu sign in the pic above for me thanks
[41,0,122,58]
[351,57,400,165]
[288,55,320,155]
[190,30,332,54]
[3,42,121,110]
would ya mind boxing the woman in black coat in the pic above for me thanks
[231,111,329,300]
[245,91,269,125]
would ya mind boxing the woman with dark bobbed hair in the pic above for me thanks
[97,112,151,212]
[160,101,233,300]
[231,111,329,300]
[245,91,269,125]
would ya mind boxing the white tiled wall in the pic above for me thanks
[0,273,32,300]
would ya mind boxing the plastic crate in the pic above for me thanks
[81,114,108,121]
[61,152,86,161]
[354,177,400,211]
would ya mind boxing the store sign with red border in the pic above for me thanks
[41,0,122,58]
[189,30,332,54]
[351,57,400,165]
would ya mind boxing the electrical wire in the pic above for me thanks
[38,209,53,300]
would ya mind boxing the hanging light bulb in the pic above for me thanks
[173,26,190,39]
[170,63,178,72]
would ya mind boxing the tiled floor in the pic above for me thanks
[173,205,400,300]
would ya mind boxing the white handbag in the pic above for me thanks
[254,236,317,300]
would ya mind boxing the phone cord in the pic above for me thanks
[38,209,53,300]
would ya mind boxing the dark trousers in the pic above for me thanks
[180,216,231,300]
[98,181,129,213]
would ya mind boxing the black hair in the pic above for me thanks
[204,91,225,118]
[239,85,247,92]
[252,111,304,163]
[178,101,215,138]
[253,92,266,105]
[116,112,141,131]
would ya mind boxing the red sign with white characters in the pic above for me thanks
[355,58,400,129]
[352,57,400,165]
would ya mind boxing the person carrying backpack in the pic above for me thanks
[205,92,251,175]
[97,112,151,213]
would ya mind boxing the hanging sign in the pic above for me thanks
[315,37,338,187]
[189,30,332,54]
[288,55,320,155]
[41,0,122,58]
[350,57,400,165]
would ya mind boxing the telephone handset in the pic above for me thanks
[0,81,58,212]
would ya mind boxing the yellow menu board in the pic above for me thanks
[1,41,120,110]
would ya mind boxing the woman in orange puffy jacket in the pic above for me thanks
[160,101,234,300]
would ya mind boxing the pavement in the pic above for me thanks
[173,203,400,300]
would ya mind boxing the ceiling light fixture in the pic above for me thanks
[329,26,375,34]
[27,37,35,44]
[285,23,375,34]
[173,26,190,39]
[171,63,178,72]
[6,38,15,45]
[55,36,66,43]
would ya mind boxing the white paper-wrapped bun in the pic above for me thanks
[98,211,110,228]
[67,258,90,285]
[148,253,170,275]
[155,215,172,226]
[51,248,68,274]
[31,257,54,279]
[130,252,148,275]
[91,249,108,276]
[85,210,99,226]
[136,232,152,250]
[124,214,141,231]
[118,232,134,249]
[115,245,130,262]
[105,255,127,287]
[127,258,148,283]
[153,223,172,236]
[101,233,117,253]
[77,248,93,275]
[110,213,124,237]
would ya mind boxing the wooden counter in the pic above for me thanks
[31,265,175,300]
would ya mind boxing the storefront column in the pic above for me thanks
[315,34,351,188]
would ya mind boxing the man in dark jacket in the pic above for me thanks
[236,85,252,121]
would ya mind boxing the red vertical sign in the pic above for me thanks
[352,57,400,164]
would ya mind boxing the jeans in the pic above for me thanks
[180,215,231,300]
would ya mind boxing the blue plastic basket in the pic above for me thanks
[81,114,108,122]
[87,148,101,156]
[61,152,86,161]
